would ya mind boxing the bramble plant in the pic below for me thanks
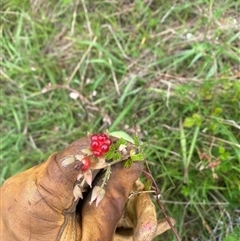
[61,131,181,241]
[61,131,145,203]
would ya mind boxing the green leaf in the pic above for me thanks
[183,114,203,127]
[192,113,203,126]
[144,179,152,191]
[130,153,145,161]
[123,158,133,168]
[218,146,225,154]
[222,227,240,241]
[112,152,122,161]
[110,131,134,143]
[213,107,223,116]
[220,152,230,161]
[133,134,140,147]
[105,146,115,160]
[115,138,127,148]
[183,117,195,128]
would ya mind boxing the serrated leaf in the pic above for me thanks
[113,152,122,161]
[116,138,127,148]
[123,158,133,168]
[105,148,115,160]
[133,134,140,147]
[130,153,145,161]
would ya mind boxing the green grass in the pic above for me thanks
[1,0,239,240]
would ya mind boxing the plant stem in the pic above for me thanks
[101,165,111,188]
[142,169,182,241]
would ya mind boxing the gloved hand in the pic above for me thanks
[0,135,174,241]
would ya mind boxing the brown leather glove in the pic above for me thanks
[115,180,175,240]
[0,135,173,241]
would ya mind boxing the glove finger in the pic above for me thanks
[156,218,175,236]
[80,161,143,241]
[134,193,175,240]
[116,191,158,241]
[134,193,158,240]
[116,180,175,241]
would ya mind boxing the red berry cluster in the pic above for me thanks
[90,133,112,157]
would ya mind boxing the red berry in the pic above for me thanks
[105,138,112,146]
[91,134,98,141]
[93,150,102,157]
[90,133,112,157]
[81,157,91,171]
[98,133,108,142]
[91,140,99,151]
[100,143,109,153]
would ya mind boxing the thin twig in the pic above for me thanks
[143,169,182,241]
[108,58,120,96]
[67,36,97,85]
[101,24,131,60]
[155,200,229,205]
[81,0,93,37]
[70,0,79,36]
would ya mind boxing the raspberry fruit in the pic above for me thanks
[81,157,91,171]
[90,133,112,157]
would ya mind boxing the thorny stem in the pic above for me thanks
[108,158,123,166]
[101,165,111,189]
[99,154,134,190]
[142,169,182,241]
